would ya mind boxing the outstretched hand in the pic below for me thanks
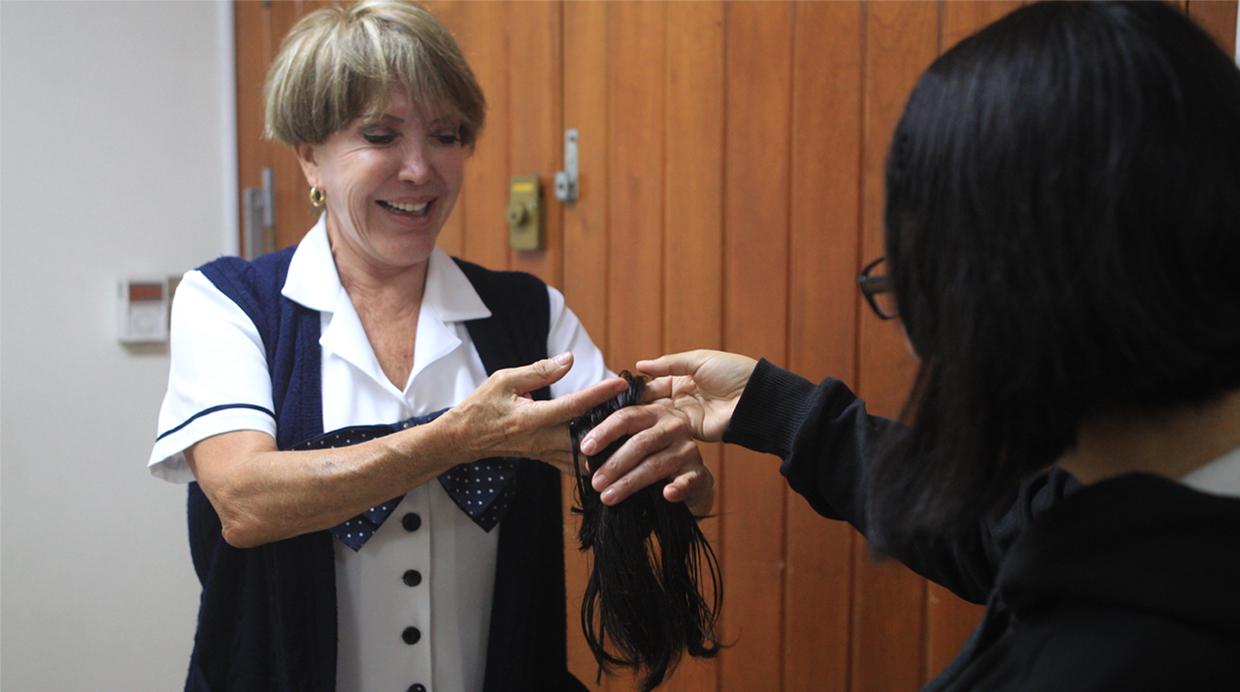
[442,352,628,473]
[633,349,758,442]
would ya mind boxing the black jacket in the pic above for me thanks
[725,359,1240,690]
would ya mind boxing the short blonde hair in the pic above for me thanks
[264,1,485,146]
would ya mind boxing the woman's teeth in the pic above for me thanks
[379,200,431,216]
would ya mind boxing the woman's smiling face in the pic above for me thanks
[296,87,465,274]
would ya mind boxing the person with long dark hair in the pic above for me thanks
[586,2,1240,688]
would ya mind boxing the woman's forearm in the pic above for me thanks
[188,420,471,548]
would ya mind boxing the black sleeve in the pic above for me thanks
[723,359,1077,604]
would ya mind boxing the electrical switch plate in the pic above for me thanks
[117,277,169,344]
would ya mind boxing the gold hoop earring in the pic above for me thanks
[309,186,326,208]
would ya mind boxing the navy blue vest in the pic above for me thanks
[185,247,584,691]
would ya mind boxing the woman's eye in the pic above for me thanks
[362,132,395,145]
[432,131,461,146]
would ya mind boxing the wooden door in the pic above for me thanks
[233,2,1238,690]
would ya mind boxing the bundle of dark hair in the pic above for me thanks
[568,371,723,691]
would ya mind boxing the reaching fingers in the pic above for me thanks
[662,464,714,515]
[578,404,663,464]
[635,349,712,378]
[528,375,629,429]
[587,408,694,493]
[640,375,676,402]
[498,352,576,395]
[600,439,709,510]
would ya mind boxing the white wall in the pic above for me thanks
[1,1,235,688]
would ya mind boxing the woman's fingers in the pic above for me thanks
[635,350,711,378]
[595,434,709,511]
[535,375,628,425]
[494,354,627,426]
[579,403,662,461]
[586,406,692,491]
[662,463,714,515]
[640,375,676,402]
[499,352,575,395]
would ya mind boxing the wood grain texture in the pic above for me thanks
[852,3,938,691]
[720,2,793,689]
[784,3,865,691]
[661,3,725,688]
[605,1,666,373]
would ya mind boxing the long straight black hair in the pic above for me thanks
[874,1,1240,543]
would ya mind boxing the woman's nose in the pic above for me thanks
[398,143,432,184]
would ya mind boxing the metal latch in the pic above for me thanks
[242,166,275,258]
[554,129,579,203]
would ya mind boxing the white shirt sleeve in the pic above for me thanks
[544,285,614,398]
[147,269,277,483]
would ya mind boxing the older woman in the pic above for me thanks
[148,2,708,691]
[591,2,1240,689]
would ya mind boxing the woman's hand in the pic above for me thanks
[632,349,758,442]
[440,352,628,473]
[575,348,759,515]
[580,402,715,515]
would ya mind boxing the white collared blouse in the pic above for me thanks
[150,216,609,692]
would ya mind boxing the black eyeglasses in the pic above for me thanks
[858,256,898,320]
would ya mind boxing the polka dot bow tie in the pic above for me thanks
[292,408,518,551]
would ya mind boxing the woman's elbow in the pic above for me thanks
[220,518,266,549]
[209,485,270,548]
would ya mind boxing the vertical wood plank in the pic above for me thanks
[507,1,564,287]
[720,2,793,689]
[562,0,611,684]
[1187,0,1238,56]
[853,3,939,691]
[662,2,725,689]
[784,3,864,691]
[605,1,666,372]
[456,1,512,271]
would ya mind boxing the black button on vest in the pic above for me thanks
[402,569,423,587]
[408,684,427,692]
[401,626,422,645]
[401,512,422,532]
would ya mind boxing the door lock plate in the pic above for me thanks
[507,175,544,251]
